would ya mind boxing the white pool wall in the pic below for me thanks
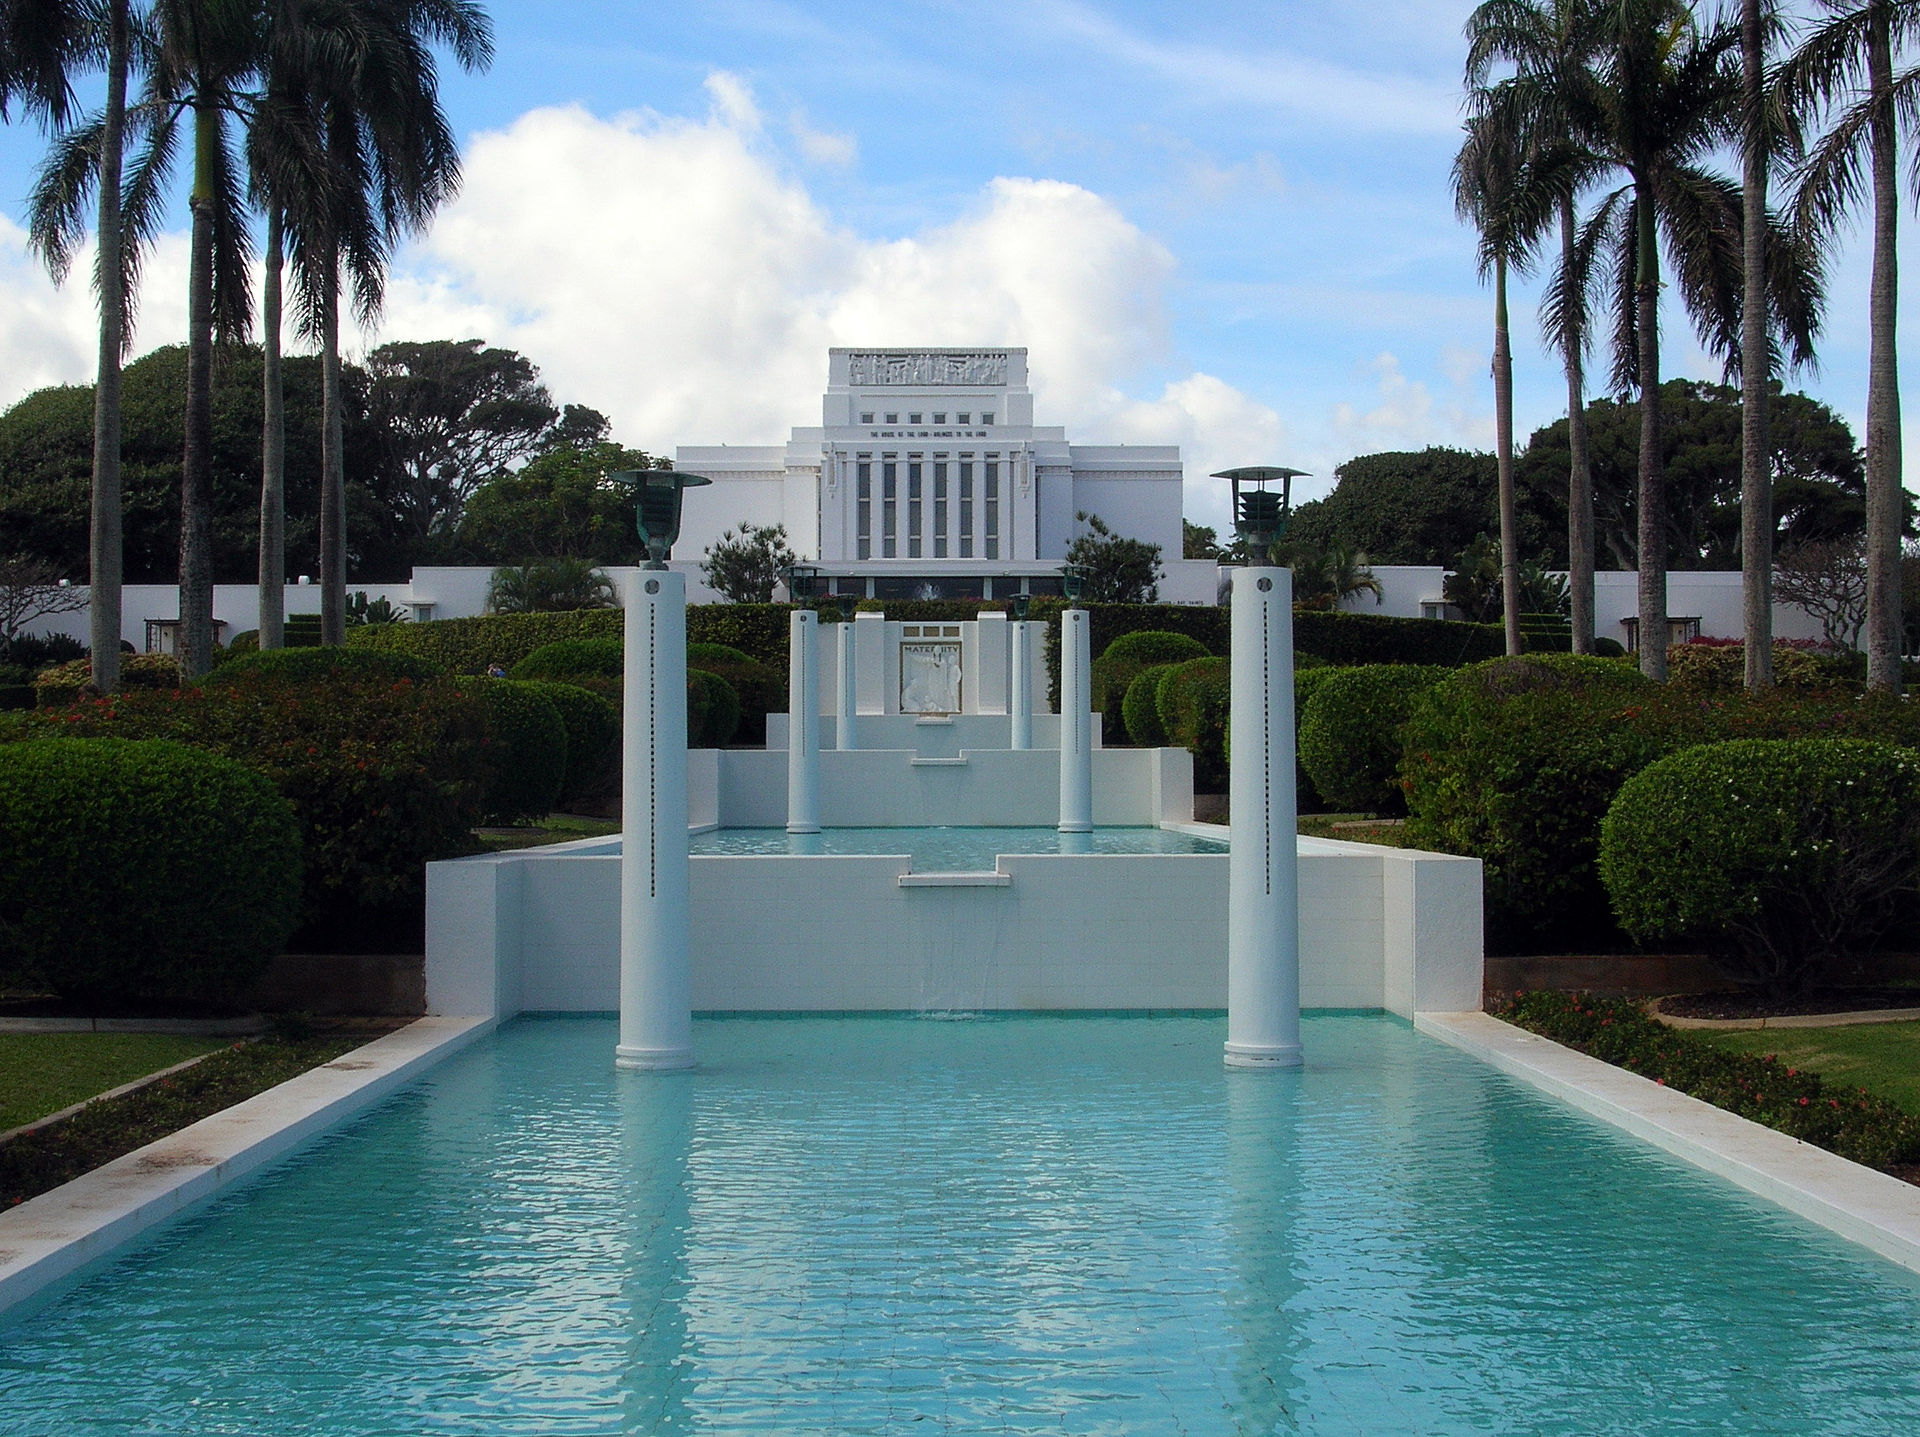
[426,833,1483,1020]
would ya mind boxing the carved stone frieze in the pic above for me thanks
[848,351,1008,386]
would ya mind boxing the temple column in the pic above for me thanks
[1010,618,1033,750]
[1057,606,1092,832]
[787,608,821,832]
[835,613,858,751]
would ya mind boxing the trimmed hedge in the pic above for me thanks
[1122,663,1179,747]
[1091,631,1209,744]
[462,679,568,823]
[1499,992,1920,1169]
[511,636,623,683]
[350,607,623,673]
[1157,657,1231,789]
[1294,664,1358,811]
[204,645,445,687]
[10,675,491,943]
[1402,664,1920,947]
[1666,640,1856,693]
[0,737,302,1003]
[513,680,619,806]
[689,668,741,748]
[0,664,30,712]
[687,642,784,744]
[1298,664,1449,814]
[34,652,181,705]
[1600,740,1920,993]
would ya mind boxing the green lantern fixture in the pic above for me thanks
[1213,466,1307,558]
[1011,592,1031,622]
[784,563,823,603]
[1060,565,1088,604]
[835,591,858,622]
[610,469,712,570]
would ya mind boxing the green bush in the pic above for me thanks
[1402,664,1920,947]
[0,664,30,712]
[1498,992,1920,1168]
[34,652,181,705]
[689,668,741,748]
[1291,608,1504,666]
[1156,656,1231,789]
[224,629,260,655]
[1293,664,1358,811]
[510,636,624,683]
[1665,641,1854,693]
[1122,663,1180,746]
[1600,740,1920,993]
[0,737,302,1004]
[462,679,568,823]
[512,681,619,806]
[8,675,491,944]
[1593,636,1627,658]
[1091,631,1209,743]
[688,642,785,744]
[1298,664,1449,814]
[203,645,444,687]
[349,608,623,673]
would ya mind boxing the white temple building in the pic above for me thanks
[672,348,1220,604]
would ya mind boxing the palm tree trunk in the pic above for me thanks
[179,101,218,679]
[319,266,346,646]
[1740,0,1774,689]
[1494,253,1522,656]
[259,204,286,649]
[1561,198,1595,656]
[87,0,128,693]
[1865,10,1904,693]
[1634,187,1667,681]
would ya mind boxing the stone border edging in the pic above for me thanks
[0,1014,493,1322]
[0,1015,267,1036]
[1415,1010,1920,1276]
[1656,1006,1920,1031]
[0,1048,231,1146]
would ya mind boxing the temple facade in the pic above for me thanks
[674,348,1217,602]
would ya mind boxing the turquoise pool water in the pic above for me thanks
[6,1016,1920,1434]
[689,824,1226,869]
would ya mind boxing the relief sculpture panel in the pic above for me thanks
[849,352,1008,386]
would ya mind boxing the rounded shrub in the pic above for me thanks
[1156,656,1231,787]
[1091,631,1209,743]
[34,652,181,705]
[1298,664,1450,814]
[0,664,31,712]
[223,629,260,656]
[1293,664,1357,811]
[689,668,741,748]
[463,678,568,823]
[688,642,784,744]
[1667,641,1854,694]
[1600,739,1920,994]
[1122,663,1179,746]
[514,680,619,806]
[511,636,624,683]
[0,737,302,1004]
[204,645,444,688]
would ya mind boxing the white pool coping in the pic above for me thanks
[1417,1010,1920,1277]
[0,1014,492,1321]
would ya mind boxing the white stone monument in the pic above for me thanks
[788,608,821,833]
[1058,606,1093,833]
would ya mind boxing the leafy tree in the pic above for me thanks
[701,523,797,604]
[1182,519,1221,560]
[487,558,617,615]
[1513,380,1881,570]
[362,339,557,554]
[1286,447,1555,566]
[458,441,662,564]
[1066,511,1162,604]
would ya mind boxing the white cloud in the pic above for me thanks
[790,110,857,167]
[1332,351,1492,455]
[702,70,762,133]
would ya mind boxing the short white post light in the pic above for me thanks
[785,564,822,835]
[834,593,858,751]
[1057,567,1093,834]
[1218,465,1309,1070]
[611,467,709,1072]
[1009,592,1033,751]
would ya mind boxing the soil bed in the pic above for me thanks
[1659,987,1920,1021]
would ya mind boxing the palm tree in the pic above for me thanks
[1780,0,1916,693]
[10,0,137,692]
[1466,0,1605,656]
[275,0,491,647]
[1739,0,1778,688]
[1559,0,1821,678]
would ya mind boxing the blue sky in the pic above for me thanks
[1,0,1914,534]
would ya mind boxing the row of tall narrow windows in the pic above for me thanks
[858,411,993,426]
[854,454,1001,560]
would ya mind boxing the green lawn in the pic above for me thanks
[0,1033,228,1132]
[1696,1021,1920,1116]
[476,812,621,852]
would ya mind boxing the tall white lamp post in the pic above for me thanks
[834,594,858,751]
[1218,466,1308,1070]
[612,468,709,1072]
[1057,566,1093,834]
[1009,592,1033,750]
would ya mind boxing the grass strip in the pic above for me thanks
[1497,991,1920,1170]
[0,1033,227,1132]
[1,1035,362,1209]
[1695,1021,1920,1117]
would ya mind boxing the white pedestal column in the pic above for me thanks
[1009,619,1033,750]
[1058,607,1093,833]
[618,570,693,1072]
[787,608,821,833]
[1225,566,1302,1069]
[835,617,857,751]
